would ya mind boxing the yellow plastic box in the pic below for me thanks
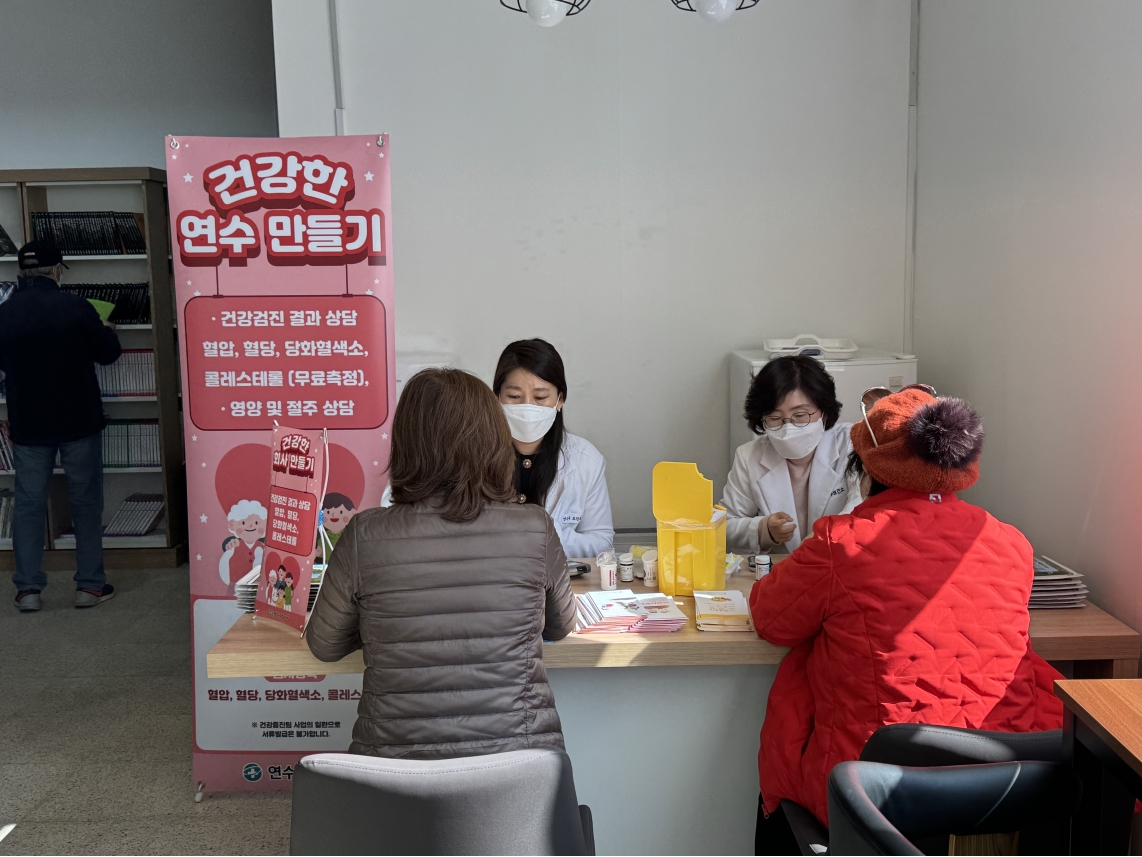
[652,462,727,596]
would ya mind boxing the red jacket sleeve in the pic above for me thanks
[749,525,834,647]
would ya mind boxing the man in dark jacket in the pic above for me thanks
[2,240,121,612]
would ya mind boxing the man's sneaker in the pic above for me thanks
[75,584,115,608]
[15,590,41,612]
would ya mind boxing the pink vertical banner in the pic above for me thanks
[166,135,395,793]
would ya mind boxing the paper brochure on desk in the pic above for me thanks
[576,590,687,633]
[167,133,395,795]
[694,590,754,632]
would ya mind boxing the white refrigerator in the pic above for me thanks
[728,349,918,468]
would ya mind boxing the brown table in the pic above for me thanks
[1055,679,1142,853]
[207,559,1140,679]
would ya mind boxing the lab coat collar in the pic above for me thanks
[757,440,800,549]
[756,425,846,549]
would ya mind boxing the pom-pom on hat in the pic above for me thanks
[850,387,984,493]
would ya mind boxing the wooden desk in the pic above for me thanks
[1055,679,1142,853]
[206,560,1141,680]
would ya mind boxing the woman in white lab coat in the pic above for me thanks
[722,355,861,555]
[494,339,614,559]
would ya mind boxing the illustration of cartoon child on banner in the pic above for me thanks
[167,134,395,795]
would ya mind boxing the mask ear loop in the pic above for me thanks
[860,401,879,448]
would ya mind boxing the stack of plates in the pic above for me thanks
[236,568,259,613]
[1030,556,1088,609]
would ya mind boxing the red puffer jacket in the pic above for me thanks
[749,488,1063,825]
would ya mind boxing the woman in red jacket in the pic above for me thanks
[749,386,1063,850]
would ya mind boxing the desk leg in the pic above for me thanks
[1066,709,1135,854]
[1072,659,1139,680]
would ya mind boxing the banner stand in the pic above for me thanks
[166,134,395,793]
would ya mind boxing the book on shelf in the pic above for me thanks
[694,590,754,632]
[0,420,160,471]
[30,211,146,256]
[96,349,155,397]
[0,488,13,540]
[0,223,17,256]
[103,492,164,537]
[102,420,161,468]
[61,283,151,325]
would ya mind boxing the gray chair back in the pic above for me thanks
[289,749,594,856]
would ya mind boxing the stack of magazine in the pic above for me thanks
[236,568,259,612]
[694,590,754,632]
[1030,556,1088,609]
[103,493,164,537]
[238,567,324,615]
[576,589,687,633]
[308,567,323,612]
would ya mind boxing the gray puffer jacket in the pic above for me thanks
[306,499,576,759]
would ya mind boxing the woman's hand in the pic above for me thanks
[766,512,797,545]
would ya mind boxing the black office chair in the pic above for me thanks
[780,725,1068,855]
[827,759,1081,855]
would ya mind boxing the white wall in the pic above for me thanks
[913,2,1142,633]
[0,0,278,169]
[272,0,913,528]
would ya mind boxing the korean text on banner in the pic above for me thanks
[167,134,395,795]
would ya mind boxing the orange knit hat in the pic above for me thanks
[849,388,984,493]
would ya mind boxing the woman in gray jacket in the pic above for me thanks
[306,368,577,759]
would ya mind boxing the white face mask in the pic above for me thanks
[766,419,825,460]
[502,404,559,444]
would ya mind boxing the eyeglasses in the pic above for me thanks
[859,384,938,447]
[761,409,820,431]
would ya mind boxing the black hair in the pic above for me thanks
[743,355,842,435]
[493,338,567,506]
[844,450,890,498]
[322,492,355,511]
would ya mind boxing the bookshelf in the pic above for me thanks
[0,168,186,569]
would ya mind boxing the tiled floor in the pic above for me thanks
[0,567,290,855]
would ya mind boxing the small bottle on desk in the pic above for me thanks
[755,555,771,580]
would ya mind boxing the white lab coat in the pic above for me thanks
[545,432,614,559]
[378,432,614,559]
[721,422,861,555]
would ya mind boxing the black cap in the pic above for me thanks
[18,239,68,270]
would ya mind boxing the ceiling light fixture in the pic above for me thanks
[671,0,759,24]
[500,0,591,28]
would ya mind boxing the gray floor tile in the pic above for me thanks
[0,565,293,854]
[0,763,64,822]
